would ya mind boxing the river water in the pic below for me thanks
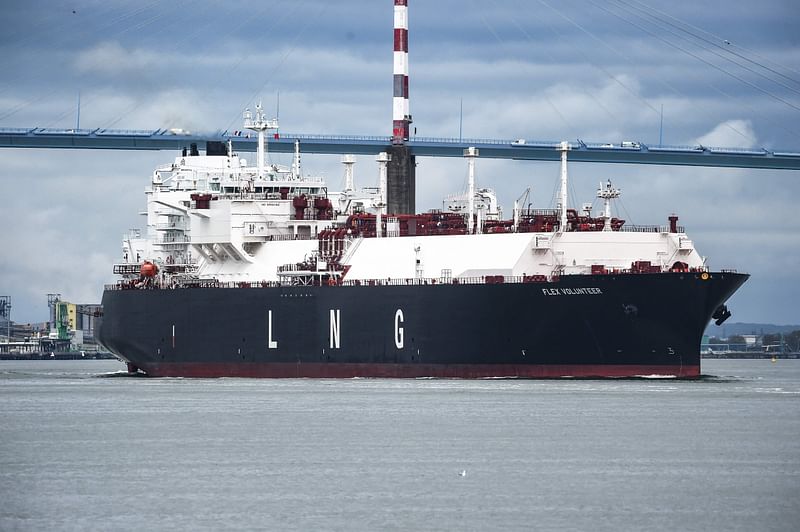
[1,359,798,531]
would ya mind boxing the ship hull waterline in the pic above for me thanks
[98,271,748,379]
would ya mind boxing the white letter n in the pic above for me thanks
[329,309,340,349]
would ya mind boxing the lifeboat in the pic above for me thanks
[140,261,158,277]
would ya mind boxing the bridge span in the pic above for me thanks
[2,127,800,170]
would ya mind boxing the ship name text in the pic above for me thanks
[541,287,603,296]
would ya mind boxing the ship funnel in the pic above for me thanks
[392,0,411,143]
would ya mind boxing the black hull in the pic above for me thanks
[98,272,748,378]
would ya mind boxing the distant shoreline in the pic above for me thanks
[702,352,799,359]
[0,352,117,361]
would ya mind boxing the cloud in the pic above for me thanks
[696,120,758,148]
[74,41,162,75]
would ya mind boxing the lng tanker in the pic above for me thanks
[97,105,747,378]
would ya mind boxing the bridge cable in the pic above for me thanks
[469,0,579,135]
[601,1,800,114]
[585,0,799,143]
[0,1,185,126]
[535,0,662,117]
[622,0,800,87]
[506,0,619,124]
[616,0,800,99]
[225,0,324,133]
[100,0,275,130]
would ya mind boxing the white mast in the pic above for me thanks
[464,147,479,234]
[376,152,391,238]
[597,180,621,231]
[339,155,357,214]
[243,103,278,179]
[558,141,571,232]
[342,154,356,192]
[513,199,519,232]
[292,139,302,178]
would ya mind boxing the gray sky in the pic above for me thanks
[1,0,799,325]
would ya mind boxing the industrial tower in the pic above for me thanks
[387,0,416,215]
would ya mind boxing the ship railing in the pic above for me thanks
[339,275,553,287]
[156,222,187,231]
[104,267,723,291]
[154,235,190,244]
[214,192,277,201]
[265,233,317,242]
[617,224,685,233]
[520,208,560,217]
[277,263,319,273]
[105,275,554,290]
[112,264,141,275]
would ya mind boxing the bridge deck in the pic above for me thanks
[2,128,799,170]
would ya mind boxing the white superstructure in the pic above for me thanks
[116,116,707,288]
[117,110,383,284]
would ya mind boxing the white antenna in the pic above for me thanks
[464,147,479,234]
[513,199,519,232]
[376,152,391,238]
[597,180,621,232]
[292,139,302,178]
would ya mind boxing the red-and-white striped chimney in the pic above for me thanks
[392,0,411,143]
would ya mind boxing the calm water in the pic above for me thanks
[1,359,798,531]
